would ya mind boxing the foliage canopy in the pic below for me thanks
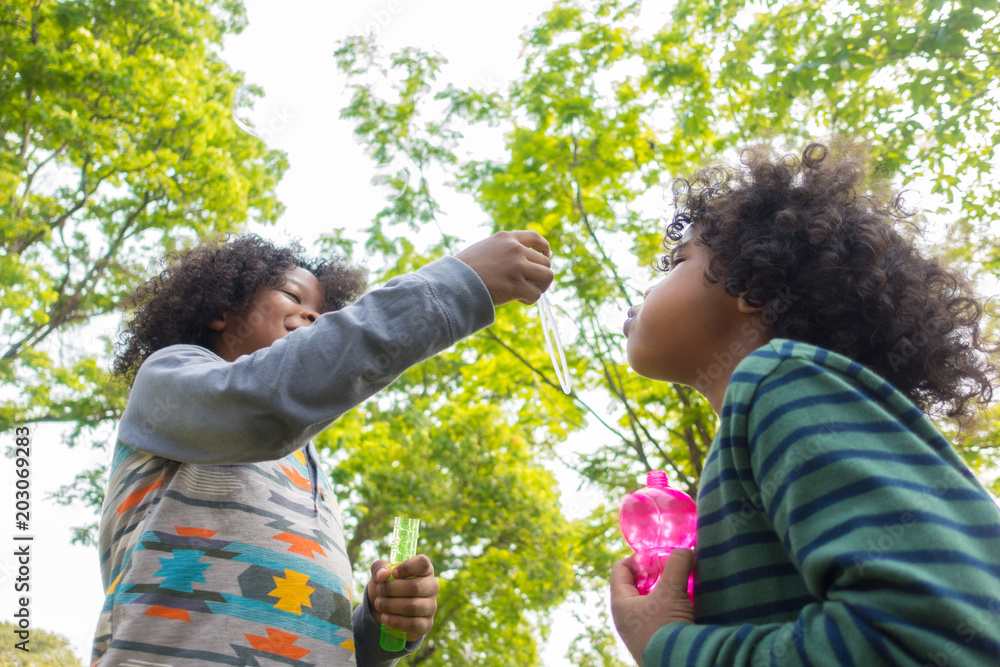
[1,0,286,437]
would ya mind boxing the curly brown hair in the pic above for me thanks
[114,234,368,383]
[662,141,995,420]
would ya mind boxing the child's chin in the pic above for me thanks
[638,369,694,390]
[625,347,675,382]
[628,364,666,383]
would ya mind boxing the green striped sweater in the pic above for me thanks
[645,339,1000,666]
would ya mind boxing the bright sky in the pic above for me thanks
[229,0,559,249]
[0,1,640,662]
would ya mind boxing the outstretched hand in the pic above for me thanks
[455,230,554,306]
[367,554,439,641]
[610,549,696,666]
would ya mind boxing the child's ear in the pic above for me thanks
[737,294,762,314]
[207,314,228,332]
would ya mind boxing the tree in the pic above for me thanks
[0,621,85,666]
[332,0,999,661]
[0,0,287,443]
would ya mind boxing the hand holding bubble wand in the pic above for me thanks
[396,205,573,396]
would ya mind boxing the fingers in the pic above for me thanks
[374,585,438,620]
[509,230,552,258]
[654,548,696,598]
[610,551,696,663]
[366,559,390,611]
[522,260,555,291]
[647,549,696,624]
[376,606,436,639]
[515,246,555,305]
[524,245,552,267]
[610,557,640,601]
[454,230,556,307]
[372,554,439,639]
[510,232,553,303]
[391,553,434,579]
[371,559,391,582]
[669,548,697,574]
[374,554,439,598]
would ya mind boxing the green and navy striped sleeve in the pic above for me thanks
[644,339,1000,666]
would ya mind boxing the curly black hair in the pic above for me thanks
[662,140,995,420]
[114,234,368,383]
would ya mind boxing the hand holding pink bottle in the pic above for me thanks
[619,470,696,603]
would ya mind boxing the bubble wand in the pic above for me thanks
[420,213,573,396]
[538,293,572,394]
[379,516,421,651]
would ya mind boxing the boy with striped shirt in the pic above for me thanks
[613,142,1000,666]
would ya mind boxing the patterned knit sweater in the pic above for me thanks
[645,339,1000,666]
[91,257,495,666]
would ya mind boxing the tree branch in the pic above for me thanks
[20,141,69,201]
[479,327,630,444]
[4,191,153,359]
[588,315,690,485]
[410,641,438,665]
[17,410,121,426]
[8,155,100,255]
[675,386,710,476]
[569,133,637,306]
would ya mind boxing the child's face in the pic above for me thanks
[623,225,763,402]
[207,266,323,362]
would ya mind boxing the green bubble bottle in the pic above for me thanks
[379,516,421,651]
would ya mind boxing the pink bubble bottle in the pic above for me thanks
[620,470,696,603]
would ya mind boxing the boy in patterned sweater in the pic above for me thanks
[613,141,1000,666]
[92,230,553,666]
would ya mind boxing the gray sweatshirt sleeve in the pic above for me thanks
[118,256,495,463]
[352,598,422,667]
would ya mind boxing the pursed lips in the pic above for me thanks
[623,305,639,335]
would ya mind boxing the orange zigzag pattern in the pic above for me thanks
[273,532,326,559]
[117,472,168,516]
[279,464,312,491]
[244,628,310,659]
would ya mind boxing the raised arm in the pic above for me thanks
[119,257,494,463]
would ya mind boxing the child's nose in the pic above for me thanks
[643,286,653,299]
[300,308,318,325]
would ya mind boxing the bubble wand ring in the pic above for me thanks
[538,293,572,394]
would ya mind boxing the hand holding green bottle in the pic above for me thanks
[379,517,421,651]
[365,515,438,652]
